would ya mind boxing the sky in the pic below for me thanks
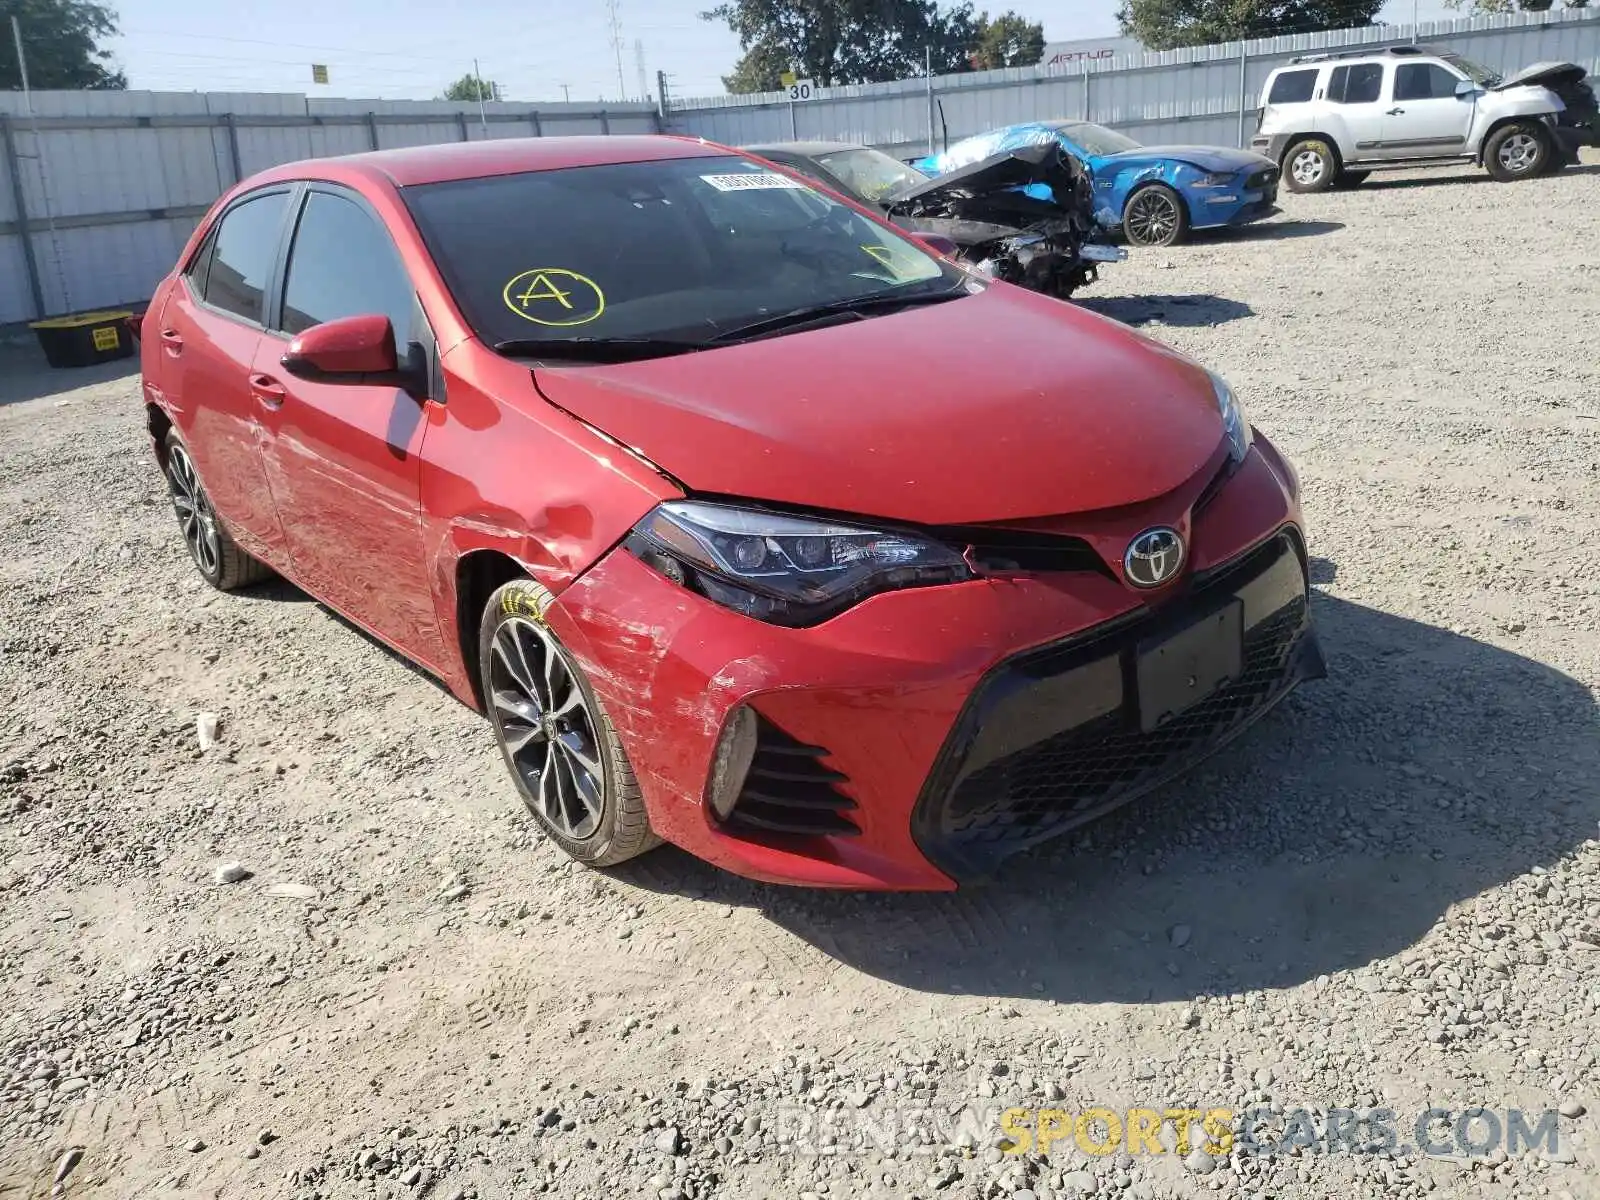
[99,0,1466,104]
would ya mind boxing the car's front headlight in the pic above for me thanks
[625,500,972,626]
[1192,171,1236,188]
[1210,372,1253,463]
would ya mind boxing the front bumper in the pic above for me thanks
[912,530,1322,882]
[545,439,1318,890]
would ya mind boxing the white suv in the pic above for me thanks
[1252,45,1598,191]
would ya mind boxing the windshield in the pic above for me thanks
[814,147,928,203]
[1442,53,1502,87]
[402,154,954,351]
[1056,122,1142,156]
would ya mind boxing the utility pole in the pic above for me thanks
[926,44,936,159]
[656,69,672,124]
[605,0,627,99]
[9,15,69,315]
[560,83,571,103]
[473,57,489,130]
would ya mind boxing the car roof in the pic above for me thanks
[742,140,865,158]
[248,134,733,189]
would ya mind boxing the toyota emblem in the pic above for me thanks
[1123,527,1185,589]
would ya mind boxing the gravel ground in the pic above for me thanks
[2,156,1599,1200]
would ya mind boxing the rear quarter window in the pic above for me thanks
[1268,69,1319,104]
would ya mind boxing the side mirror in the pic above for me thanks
[1455,78,1479,97]
[914,233,960,258]
[281,313,426,395]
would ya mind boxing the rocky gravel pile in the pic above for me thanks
[2,159,1599,1197]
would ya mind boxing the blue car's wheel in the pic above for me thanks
[1123,184,1189,248]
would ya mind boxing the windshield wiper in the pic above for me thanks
[494,336,702,363]
[706,284,970,346]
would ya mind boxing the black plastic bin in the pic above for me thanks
[29,310,137,369]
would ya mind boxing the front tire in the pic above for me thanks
[162,431,273,591]
[479,579,659,868]
[1484,122,1551,181]
[1122,184,1189,248]
[1283,138,1338,193]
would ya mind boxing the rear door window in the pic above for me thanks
[1268,69,1319,104]
[1329,62,1384,105]
[200,192,292,324]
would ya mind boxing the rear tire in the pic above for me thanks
[479,578,659,869]
[1332,169,1370,189]
[1283,138,1339,193]
[1484,122,1551,181]
[162,430,273,591]
[1122,184,1189,248]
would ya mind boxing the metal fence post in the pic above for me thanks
[456,111,469,141]
[1237,40,1249,148]
[1083,66,1092,122]
[598,110,610,134]
[365,111,380,151]
[530,110,543,137]
[221,112,243,182]
[0,113,45,319]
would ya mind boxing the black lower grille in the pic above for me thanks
[722,718,859,838]
[912,531,1323,880]
[1246,168,1279,191]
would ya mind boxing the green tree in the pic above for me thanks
[440,72,496,102]
[1,0,124,90]
[970,10,1046,69]
[706,0,988,90]
[722,39,792,92]
[1117,0,1383,49]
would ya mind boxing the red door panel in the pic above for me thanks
[162,284,288,568]
[251,335,444,670]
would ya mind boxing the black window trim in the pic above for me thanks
[270,179,443,403]
[182,183,301,331]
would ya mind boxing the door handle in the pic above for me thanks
[249,374,287,410]
[1386,107,1405,115]
[159,329,184,356]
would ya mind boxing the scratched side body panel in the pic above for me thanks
[416,345,679,706]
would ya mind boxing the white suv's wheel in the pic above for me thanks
[1284,139,1338,194]
[1484,122,1551,182]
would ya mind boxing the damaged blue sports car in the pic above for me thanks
[916,121,1281,247]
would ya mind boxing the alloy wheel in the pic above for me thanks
[1125,190,1179,245]
[488,616,605,841]
[1290,149,1326,188]
[1497,132,1539,175]
[167,443,220,577]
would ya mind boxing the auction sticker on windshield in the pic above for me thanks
[502,268,606,327]
[699,172,809,192]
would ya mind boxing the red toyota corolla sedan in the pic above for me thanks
[138,135,1323,890]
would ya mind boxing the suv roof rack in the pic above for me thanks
[1288,44,1436,65]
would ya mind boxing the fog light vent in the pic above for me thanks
[713,714,859,837]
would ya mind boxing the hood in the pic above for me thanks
[888,142,1073,206]
[531,287,1225,526]
[1491,61,1588,91]
[1105,144,1276,174]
